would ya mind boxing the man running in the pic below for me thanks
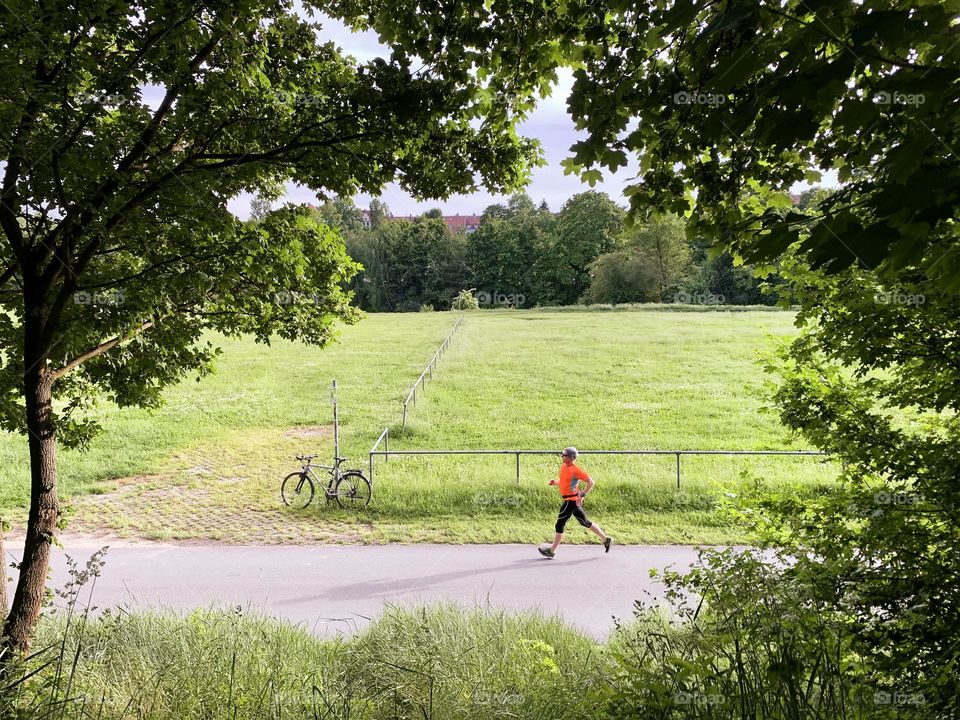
[539,446,613,558]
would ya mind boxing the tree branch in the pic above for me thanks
[49,292,216,381]
[758,2,946,73]
[79,250,212,291]
[185,131,382,169]
[49,319,155,381]
[38,28,231,350]
[50,13,199,176]
[0,99,40,262]
[41,25,228,291]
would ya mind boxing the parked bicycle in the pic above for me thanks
[281,454,372,510]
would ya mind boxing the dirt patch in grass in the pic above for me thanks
[282,425,333,439]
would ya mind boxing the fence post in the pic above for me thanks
[402,403,407,429]
[331,379,339,460]
[675,453,681,489]
[516,453,520,487]
[369,428,390,483]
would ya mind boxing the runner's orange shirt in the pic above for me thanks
[557,463,589,499]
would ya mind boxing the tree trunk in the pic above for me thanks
[0,519,7,624]
[2,361,59,654]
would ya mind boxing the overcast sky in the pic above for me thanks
[228,14,835,220]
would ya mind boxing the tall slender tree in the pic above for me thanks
[0,0,573,653]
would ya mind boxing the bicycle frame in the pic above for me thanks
[300,457,347,496]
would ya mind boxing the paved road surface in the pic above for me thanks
[5,543,706,639]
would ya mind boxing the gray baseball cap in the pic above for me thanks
[561,447,578,459]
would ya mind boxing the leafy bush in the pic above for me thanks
[600,548,882,720]
[450,289,480,310]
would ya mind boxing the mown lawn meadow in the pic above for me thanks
[0,307,836,544]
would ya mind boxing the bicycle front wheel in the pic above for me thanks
[334,471,371,509]
[281,472,314,509]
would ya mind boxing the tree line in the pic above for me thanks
[291,190,789,311]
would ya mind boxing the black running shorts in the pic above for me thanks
[556,499,592,533]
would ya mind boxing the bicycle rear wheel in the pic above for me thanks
[334,471,371,509]
[281,472,314,509]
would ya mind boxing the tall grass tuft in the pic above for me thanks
[5,596,607,719]
[341,603,602,719]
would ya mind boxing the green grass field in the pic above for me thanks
[0,307,837,544]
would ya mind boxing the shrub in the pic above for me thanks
[598,548,899,720]
[450,288,480,310]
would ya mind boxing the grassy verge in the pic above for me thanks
[8,594,883,720]
[1,308,836,544]
[12,605,604,720]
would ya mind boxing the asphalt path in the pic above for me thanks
[5,542,708,639]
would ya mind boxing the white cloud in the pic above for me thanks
[304,7,383,62]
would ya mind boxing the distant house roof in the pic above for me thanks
[390,213,484,233]
[442,214,483,232]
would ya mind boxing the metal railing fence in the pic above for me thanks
[367,429,825,488]
[401,313,464,428]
